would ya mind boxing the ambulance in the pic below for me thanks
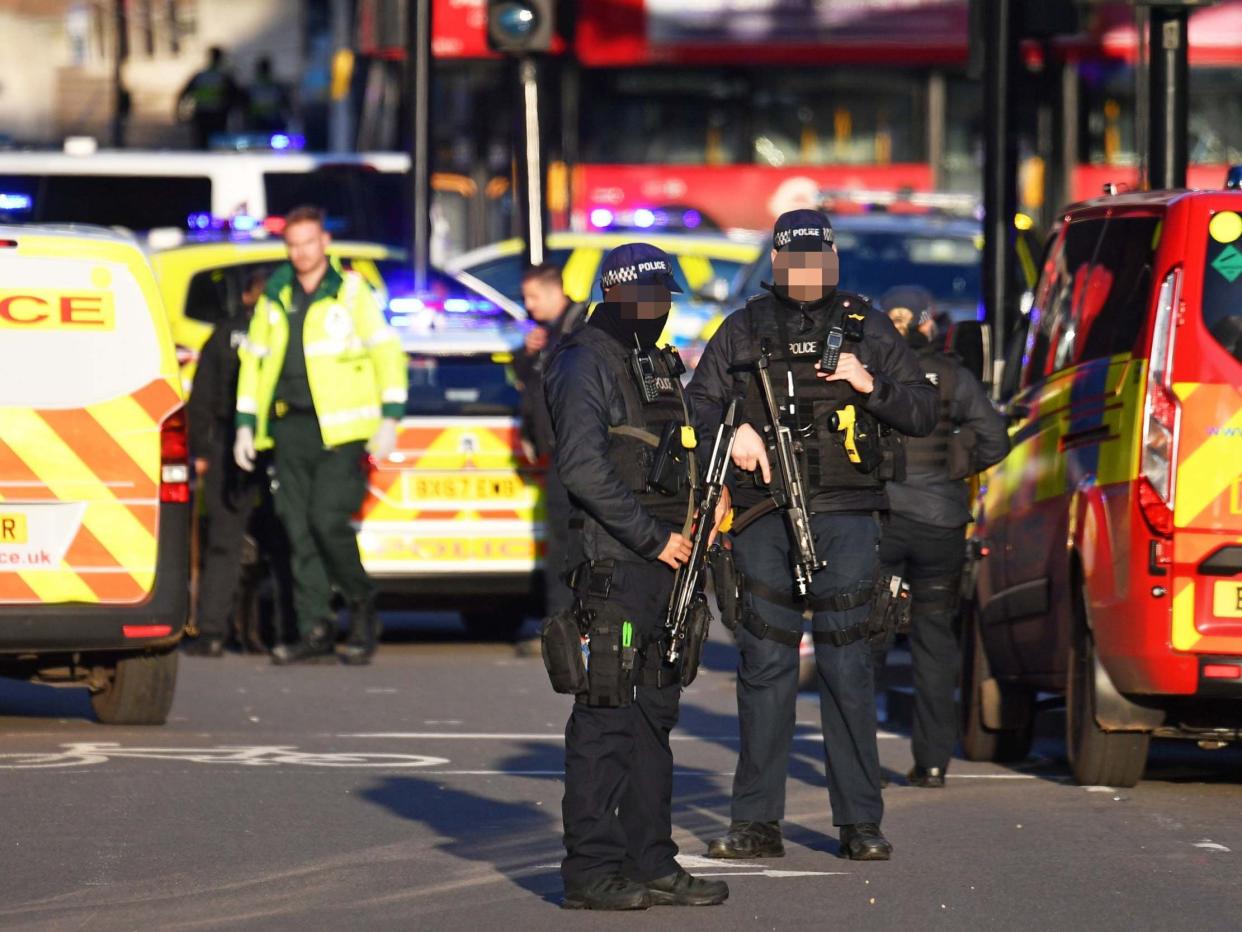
[965,189,1242,786]
[0,225,189,724]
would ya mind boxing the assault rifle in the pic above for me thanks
[666,399,741,665]
[754,345,825,596]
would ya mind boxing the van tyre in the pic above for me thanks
[1066,618,1149,788]
[959,604,1033,763]
[90,649,179,725]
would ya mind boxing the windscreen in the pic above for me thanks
[405,354,520,417]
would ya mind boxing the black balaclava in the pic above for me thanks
[588,301,667,349]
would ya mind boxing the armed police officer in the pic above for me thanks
[873,287,1010,788]
[688,209,937,861]
[543,244,729,911]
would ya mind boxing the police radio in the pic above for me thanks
[819,327,845,375]
[630,337,661,403]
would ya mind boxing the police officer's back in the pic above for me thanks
[874,287,1010,788]
[542,244,728,911]
[688,209,938,862]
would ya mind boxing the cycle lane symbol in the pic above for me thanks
[0,742,451,769]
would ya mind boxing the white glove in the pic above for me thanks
[367,418,399,463]
[233,425,256,472]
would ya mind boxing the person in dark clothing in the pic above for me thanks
[184,272,267,657]
[513,263,588,654]
[544,243,729,911]
[176,47,244,150]
[872,287,1011,787]
[245,56,292,134]
[688,209,938,862]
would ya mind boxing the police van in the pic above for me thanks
[0,225,189,724]
[965,188,1242,786]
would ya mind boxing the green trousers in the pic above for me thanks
[270,412,373,635]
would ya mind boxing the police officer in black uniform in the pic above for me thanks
[873,286,1010,787]
[544,244,729,910]
[184,271,267,657]
[688,209,938,861]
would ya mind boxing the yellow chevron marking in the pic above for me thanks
[19,567,98,603]
[1175,405,1242,527]
[0,411,156,576]
[87,394,161,482]
[1171,579,1199,651]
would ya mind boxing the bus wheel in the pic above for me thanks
[90,649,179,726]
[1066,610,1150,788]
[959,604,1033,763]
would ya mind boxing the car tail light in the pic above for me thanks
[160,408,190,504]
[1139,269,1181,537]
[123,624,173,639]
[1203,664,1242,681]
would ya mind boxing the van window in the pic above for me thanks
[0,252,162,407]
[0,174,211,231]
[1075,217,1161,363]
[406,354,519,416]
[184,262,281,326]
[1025,219,1104,385]
[1203,216,1242,364]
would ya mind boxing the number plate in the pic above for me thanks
[411,474,521,502]
[0,512,28,544]
[1213,581,1242,619]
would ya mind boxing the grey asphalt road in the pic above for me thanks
[2,614,1242,932]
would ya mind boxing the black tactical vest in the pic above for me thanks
[735,291,886,496]
[570,327,694,527]
[905,349,973,481]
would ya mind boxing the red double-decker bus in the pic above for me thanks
[360,0,1242,245]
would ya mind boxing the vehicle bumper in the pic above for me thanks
[0,504,190,655]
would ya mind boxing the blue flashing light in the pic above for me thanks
[443,298,473,313]
[682,209,702,230]
[633,208,656,229]
[269,133,305,151]
[231,214,259,232]
[0,192,33,212]
[590,207,614,229]
[187,212,212,230]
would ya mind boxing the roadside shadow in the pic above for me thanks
[360,748,564,905]
[0,678,95,723]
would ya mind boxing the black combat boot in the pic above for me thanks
[270,619,336,665]
[838,823,893,861]
[644,869,729,906]
[706,820,785,859]
[562,873,651,911]
[339,598,379,666]
[907,765,946,788]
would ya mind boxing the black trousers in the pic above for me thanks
[561,559,680,888]
[543,466,574,617]
[731,511,883,827]
[194,442,259,640]
[875,513,966,772]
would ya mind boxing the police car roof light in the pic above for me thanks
[590,207,615,229]
[0,192,33,212]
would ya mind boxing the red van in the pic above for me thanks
[963,189,1242,786]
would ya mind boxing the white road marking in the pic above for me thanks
[1193,840,1231,852]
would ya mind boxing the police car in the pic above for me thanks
[357,305,545,637]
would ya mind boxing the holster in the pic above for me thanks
[678,596,712,688]
[709,545,744,632]
[541,608,588,696]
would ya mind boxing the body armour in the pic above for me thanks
[733,290,898,510]
[904,348,968,481]
[561,326,694,539]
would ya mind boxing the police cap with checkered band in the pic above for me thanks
[772,208,834,252]
[598,242,683,294]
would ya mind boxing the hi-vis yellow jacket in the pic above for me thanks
[235,260,407,450]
